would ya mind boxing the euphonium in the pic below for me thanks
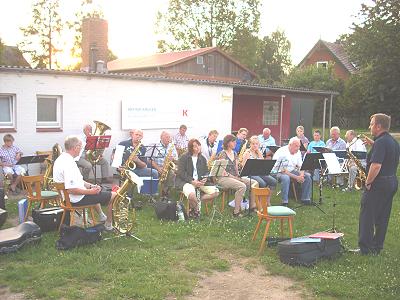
[159,143,177,183]
[86,120,111,164]
[43,143,63,190]
[123,142,142,171]
[346,135,367,190]
[113,169,137,235]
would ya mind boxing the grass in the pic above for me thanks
[1,176,400,299]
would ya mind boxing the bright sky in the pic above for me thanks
[0,0,373,65]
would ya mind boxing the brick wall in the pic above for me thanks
[81,18,108,71]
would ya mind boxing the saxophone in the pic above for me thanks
[112,169,137,235]
[238,140,248,170]
[159,143,177,183]
[43,143,63,191]
[346,136,367,190]
[123,142,142,171]
[207,153,216,170]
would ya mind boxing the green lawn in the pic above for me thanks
[1,178,399,299]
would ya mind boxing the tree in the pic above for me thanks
[156,0,261,52]
[340,0,400,126]
[19,0,63,69]
[0,38,4,64]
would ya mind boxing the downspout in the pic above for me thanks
[329,93,333,130]
[322,97,327,140]
[280,94,285,145]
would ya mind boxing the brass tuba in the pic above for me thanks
[86,120,111,164]
[113,169,137,235]
[43,143,63,190]
[346,135,367,190]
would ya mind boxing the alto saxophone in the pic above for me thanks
[113,169,137,235]
[43,143,63,191]
[123,142,142,171]
[159,143,177,183]
[238,139,248,170]
[346,136,367,190]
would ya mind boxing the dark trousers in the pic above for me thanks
[358,176,398,254]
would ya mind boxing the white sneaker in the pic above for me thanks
[104,222,114,232]
[99,214,107,223]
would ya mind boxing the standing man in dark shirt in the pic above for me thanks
[358,113,399,255]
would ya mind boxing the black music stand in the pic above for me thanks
[85,135,111,185]
[300,141,307,152]
[240,159,276,216]
[263,145,280,158]
[295,153,326,214]
[17,154,49,175]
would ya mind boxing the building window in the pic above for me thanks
[36,95,62,128]
[317,61,328,68]
[263,101,279,125]
[196,56,204,65]
[0,94,16,128]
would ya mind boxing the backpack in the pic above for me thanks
[56,224,102,250]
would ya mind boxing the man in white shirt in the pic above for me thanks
[272,137,311,206]
[53,135,116,231]
[343,130,367,191]
[200,129,219,161]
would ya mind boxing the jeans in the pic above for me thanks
[250,175,277,189]
[133,167,159,179]
[276,171,312,203]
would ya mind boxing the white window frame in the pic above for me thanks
[263,100,279,126]
[0,94,16,128]
[196,55,204,65]
[36,95,63,128]
[317,61,328,68]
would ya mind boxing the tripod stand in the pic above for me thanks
[85,135,111,185]
[208,159,228,226]
[295,153,326,213]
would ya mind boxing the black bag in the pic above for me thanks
[154,200,178,221]
[0,222,42,254]
[0,208,7,229]
[278,238,342,266]
[32,207,70,232]
[56,224,102,250]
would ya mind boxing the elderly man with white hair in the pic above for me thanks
[272,137,312,206]
[326,126,346,186]
[258,127,276,158]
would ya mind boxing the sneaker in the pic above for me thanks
[104,222,114,232]
[99,214,107,223]
[342,187,353,192]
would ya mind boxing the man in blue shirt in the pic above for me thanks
[258,128,276,158]
[307,130,326,153]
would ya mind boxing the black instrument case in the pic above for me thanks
[0,222,42,254]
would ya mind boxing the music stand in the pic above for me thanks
[300,141,307,152]
[240,159,276,217]
[17,154,49,175]
[263,145,280,158]
[85,135,111,185]
[295,153,326,214]
[143,144,165,201]
[208,159,228,226]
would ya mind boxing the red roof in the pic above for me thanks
[107,47,256,76]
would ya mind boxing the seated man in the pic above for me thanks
[326,126,347,186]
[0,134,25,194]
[77,124,112,183]
[200,129,219,162]
[258,127,276,158]
[272,137,312,206]
[307,129,326,181]
[176,139,219,218]
[173,124,189,157]
[151,131,178,197]
[343,130,367,192]
[53,135,116,231]
[118,129,158,179]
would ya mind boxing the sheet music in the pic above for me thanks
[270,158,289,174]
[209,159,228,177]
[111,145,125,168]
[323,153,343,174]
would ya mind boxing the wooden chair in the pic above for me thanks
[252,187,296,254]
[21,174,59,221]
[53,182,97,231]
[290,178,299,202]
[179,191,190,216]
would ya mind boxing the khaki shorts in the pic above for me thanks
[182,183,219,198]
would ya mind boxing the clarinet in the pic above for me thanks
[196,188,201,214]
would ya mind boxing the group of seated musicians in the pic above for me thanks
[0,122,368,224]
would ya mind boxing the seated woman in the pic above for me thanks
[176,139,219,219]
[242,135,277,205]
[216,134,257,217]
